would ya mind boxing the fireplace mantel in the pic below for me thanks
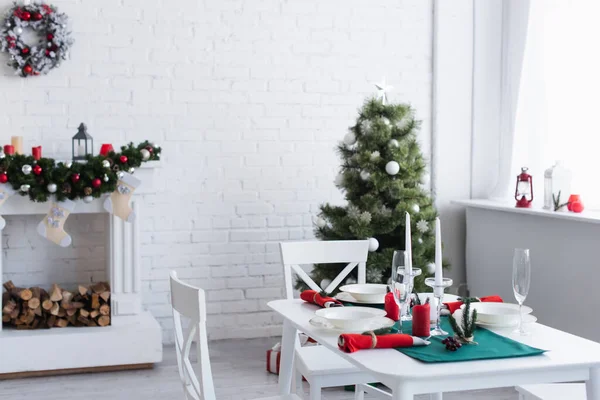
[0,161,163,377]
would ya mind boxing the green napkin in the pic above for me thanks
[392,318,546,363]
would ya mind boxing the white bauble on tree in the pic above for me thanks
[343,131,356,146]
[426,262,436,274]
[417,238,423,244]
[421,173,430,186]
[320,279,332,290]
[314,217,326,228]
[382,117,391,126]
[360,170,371,181]
[368,237,379,252]
[47,183,57,193]
[411,204,420,213]
[140,149,151,161]
[385,161,400,175]
[389,139,399,148]
[334,173,344,186]
[370,151,380,161]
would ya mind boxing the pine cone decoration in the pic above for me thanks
[62,183,71,194]
[112,165,120,172]
[84,187,92,196]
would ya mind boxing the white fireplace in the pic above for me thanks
[0,162,163,377]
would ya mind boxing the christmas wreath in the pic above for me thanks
[0,1,73,77]
[0,141,161,202]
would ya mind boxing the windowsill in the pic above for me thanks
[452,199,600,224]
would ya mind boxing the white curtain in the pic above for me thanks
[508,0,600,207]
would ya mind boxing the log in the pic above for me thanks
[78,285,89,297]
[2,299,16,315]
[79,308,90,318]
[3,280,15,291]
[66,308,77,317]
[91,282,108,294]
[19,288,33,301]
[97,315,110,327]
[54,318,68,328]
[28,298,40,310]
[77,315,91,325]
[91,294,100,310]
[42,299,54,311]
[46,315,56,328]
[99,304,110,316]
[49,284,63,302]
[61,291,73,309]
[2,314,10,323]
[100,291,111,302]
[50,302,60,316]
[90,310,100,319]
[56,307,66,318]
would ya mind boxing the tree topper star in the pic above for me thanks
[374,79,393,105]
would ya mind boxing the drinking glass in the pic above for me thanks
[512,248,531,335]
[390,251,409,331]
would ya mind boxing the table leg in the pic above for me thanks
[587,367,600,400]
[429,393,443,400]
[278,319,297,395]
[392,384,414,400]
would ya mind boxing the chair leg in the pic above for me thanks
[354,384,365,400]
[308,381,322,400]
[294,369,303,398]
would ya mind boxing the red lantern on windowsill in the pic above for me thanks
[515,167,533,208]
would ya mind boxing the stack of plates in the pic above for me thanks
[310,307,393,333]
[335,283,388,304]
[457,302,537,328]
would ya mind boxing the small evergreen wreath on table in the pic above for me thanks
[0,2,73,77]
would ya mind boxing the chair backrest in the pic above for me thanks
[279,240,370,298]
[170,271,216,400]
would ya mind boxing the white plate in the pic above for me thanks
[461,302,533,325]
[454,308,537,328]
[315,306,386,331]
[335,291,385,305]
[309,316,395,333]
[339,284,388,303]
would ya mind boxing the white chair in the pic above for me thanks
[516,383,586,399]
[169,270,301,400]
[280,240,375,400]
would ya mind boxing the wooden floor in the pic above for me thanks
[1,337,518,399]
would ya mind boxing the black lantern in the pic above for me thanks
[72,123,93,161]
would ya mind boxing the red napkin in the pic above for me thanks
[300,290,342,308]
[384,291,400,321]
[412,303,430,337]
[444,295,503,314]
[338,333,419,353]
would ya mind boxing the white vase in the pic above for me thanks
[544,161,572,210]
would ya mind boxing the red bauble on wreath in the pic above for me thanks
[92,178,102,188]
[71,173,80,183]
[32,165,42,175]
[120,155,128,164]
[0,173,8,184]
[0,3,74,77]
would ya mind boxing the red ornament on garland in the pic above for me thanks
[92,178,102,188]
[33,12,43,21]
[21,11,31,21]
[119,155,128,164]
[22,65,32,75]
[45,49,50,56]
[32,165,42,176]
[71,173,80,183]
[0,173,8,184]
[21,47,30,55]
[145,145,153,153]
[47,33,54,40]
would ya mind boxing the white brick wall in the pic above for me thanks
[0,0,433,343]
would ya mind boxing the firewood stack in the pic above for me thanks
[2,281,111,329]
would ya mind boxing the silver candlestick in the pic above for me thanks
[424,277,453,336]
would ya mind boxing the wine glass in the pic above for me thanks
[391,251,409,331]
[512,248,531,335]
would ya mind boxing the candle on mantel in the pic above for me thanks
[3,145,14,155]
[32,146,42,160]
[99,143,114,156]
[11,136,22,154]
[435,217,443,286]
[405,212,412,276]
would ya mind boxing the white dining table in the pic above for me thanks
[269,299,600,400]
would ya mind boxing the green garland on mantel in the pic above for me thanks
[0,141,161,202]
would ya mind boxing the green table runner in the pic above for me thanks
[391,318,546,363]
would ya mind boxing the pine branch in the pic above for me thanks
[448,314,464,337]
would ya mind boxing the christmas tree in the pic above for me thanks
[309,88,446,292]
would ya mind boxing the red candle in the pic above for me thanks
[32,146,42,160]
[568,194,581,212]
[411,303,431,337]
[3,145,14,155]
[99,144,114,156]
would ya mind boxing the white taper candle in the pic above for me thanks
[435,217,442,285]
[405,212,412,273]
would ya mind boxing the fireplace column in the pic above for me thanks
[107,200,141,316]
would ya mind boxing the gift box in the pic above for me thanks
[266,343,281,375]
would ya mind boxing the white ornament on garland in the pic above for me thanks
[47,183,57,193]
[360,170,371,181]
[314,217,326,228]
[426,262,436,274]
[382,117,391,126]
[370,151,380,161]
[368,237,379,252]
[385,161,400,175]
[103,174,109,182]
[411,204,420,213]
[21,164,32,175]
[343,131,356,146]
[102,160,110,168]
[65,162,72,168]
[83,195,93,204]
[416,219,429,233]
[320,279,332,290]
[389,139,399,148]
[20,184,30,192]
[417,238,423,244]
[140,148,150,161]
